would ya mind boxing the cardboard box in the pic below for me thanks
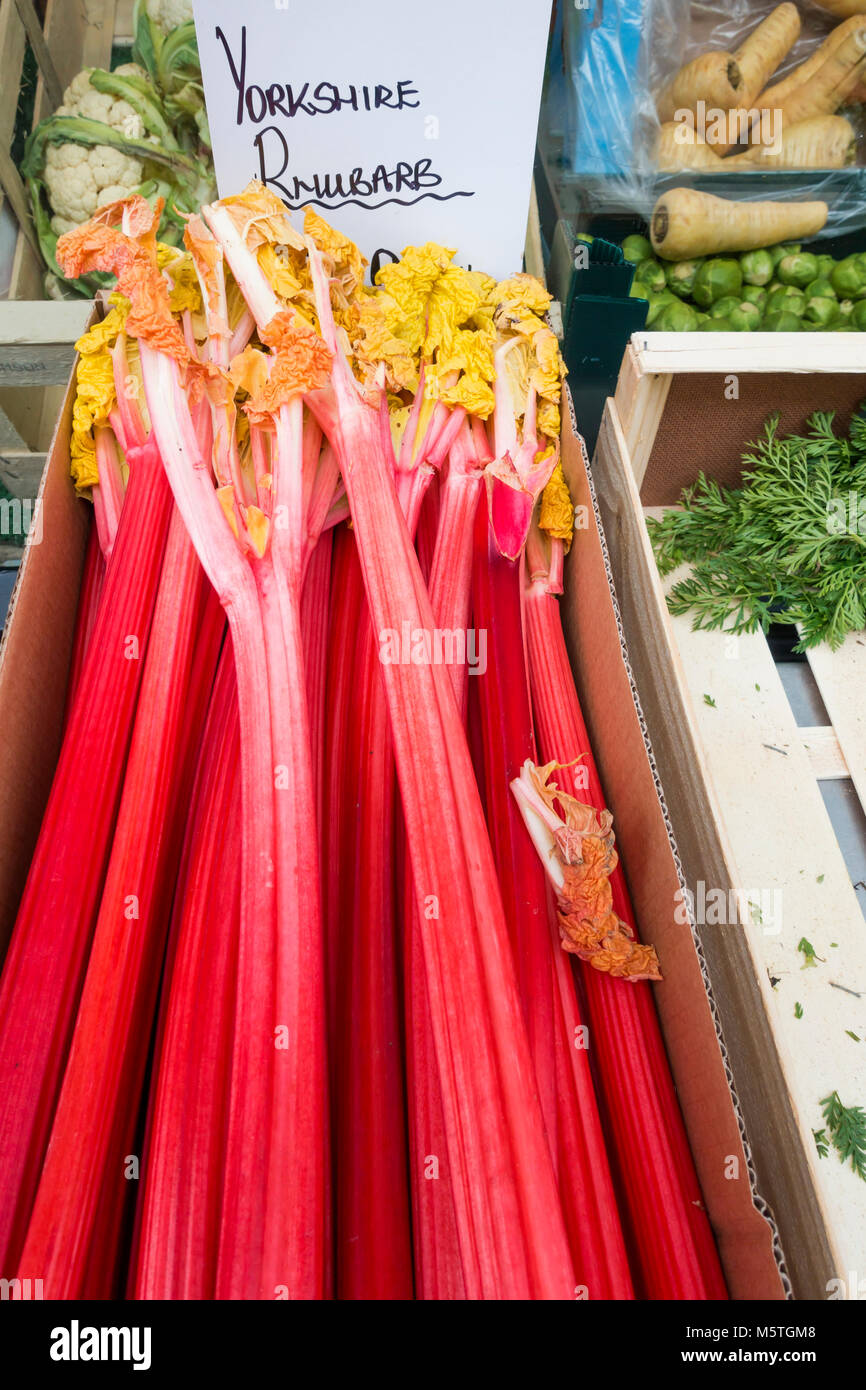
[593,347,866,1299]
[0,368,786,1298]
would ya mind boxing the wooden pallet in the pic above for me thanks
[593,356,866,1298]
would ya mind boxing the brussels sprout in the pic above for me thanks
[621,234,653,264]
[741,284,768,311]
[729,301,761,331]
[838,298,854,320]
[709,295,742,319]
[740,249,774,286]
[804,276,837,301]
[803,295,839,328]
[697,318,734,331]
[693,258,743,307]
[644,289,677,325]
[769,242,801,267]
[766,285,806,317]
[654,300,700,331]
[778,252,819,288]
[851,300,866,331]
[816,254,836,278]
[665,258,703,298]
[634,259,667,294]
[763,310,802,332]
[830,255,866,301]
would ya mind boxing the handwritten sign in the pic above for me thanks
[193,0,552,279]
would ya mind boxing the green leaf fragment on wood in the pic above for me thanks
[798,937,824,968]
[820,1091,866,1182]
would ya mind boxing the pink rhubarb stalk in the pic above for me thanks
[133,643,241,1299]
[0,438,173,1275]
[523,537,728,1299]
[305,242,575,1299]
[18,508,220,1297]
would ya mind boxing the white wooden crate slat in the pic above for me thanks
[633,332,866,377]
[650,541,866,1281]
[805,634,866,817]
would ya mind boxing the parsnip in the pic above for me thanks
[724,114,855,169]
[812,0,866,17]
[656,123,723,171]
[716,3,801,154]
[777,30,866,125]
[650,188,828,261]
[656,52,743,124]
[760,15,866,108]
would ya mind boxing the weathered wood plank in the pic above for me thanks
[0,449,47,499]
[632,331,866,376]
[14,0,63,110]
[799,726,849,781]
[805,634,866,814]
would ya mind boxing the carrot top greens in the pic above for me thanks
[648,408,866,650]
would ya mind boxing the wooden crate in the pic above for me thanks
[593,340,866,1299]
[0,2,128,557]
[0,0,137,303]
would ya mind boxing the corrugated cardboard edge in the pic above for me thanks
[560,385,790,1301]
[0,313,94,960]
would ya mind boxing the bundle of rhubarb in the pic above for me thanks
[0,182,728,1301]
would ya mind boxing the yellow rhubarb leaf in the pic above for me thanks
[245,504,270,557]
[216,485,240,539]
[229,345,270,400]
[537,400,560,442]
[353,294,419,393]
[495,273,552,319]
[258,243,305,299]
[538,459,573,550]
[375,243,493,359]
[218,180,304,253]
[303,208,367,298]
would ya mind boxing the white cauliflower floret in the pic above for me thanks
[44,65,149,234]
[146,0,194,30]
[56,65,147,137]
[45,140,144,234]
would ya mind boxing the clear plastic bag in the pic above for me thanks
[544,0,866,239]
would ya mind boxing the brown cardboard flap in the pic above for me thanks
[562,390,785,1300]
[0,342,91,958]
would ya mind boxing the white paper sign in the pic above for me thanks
[193,0,551,279]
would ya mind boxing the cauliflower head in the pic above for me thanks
[44,65,149,235]
[145,0,194,30]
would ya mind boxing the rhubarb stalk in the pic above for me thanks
[305,241,575,1299]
